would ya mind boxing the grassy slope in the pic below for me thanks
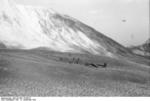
[0,49,150,96]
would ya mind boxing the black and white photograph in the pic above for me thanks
[0,0,149,99]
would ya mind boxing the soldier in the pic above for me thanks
[103,63,107,68]
[97,63,107,68]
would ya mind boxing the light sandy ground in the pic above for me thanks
[0,49,150,96]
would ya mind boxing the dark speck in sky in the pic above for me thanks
[122,19,126,22]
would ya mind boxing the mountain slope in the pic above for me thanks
[0,42,6,49]
[129,39,150,57]
[0,0,132,57]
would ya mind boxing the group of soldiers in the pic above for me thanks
[59,57,107,68]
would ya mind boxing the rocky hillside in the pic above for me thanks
[0,0,131,58]
[129,38,150,57]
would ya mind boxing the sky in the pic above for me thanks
[14,0,149,47]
